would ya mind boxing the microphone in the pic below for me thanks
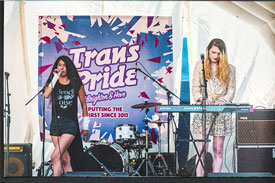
[200,53,205,63]
[54,69,64,75]
[5,72,10,78]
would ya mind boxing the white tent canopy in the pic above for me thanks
[4,1,275,174]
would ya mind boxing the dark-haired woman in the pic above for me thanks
[192,38,236,176]
[43,55,90,176]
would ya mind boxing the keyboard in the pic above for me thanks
[155,103,253,113]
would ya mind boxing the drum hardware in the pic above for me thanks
[99,138,108,144]
[84,146,112,176]
[131,106,157,176]
[129,158,137,173]
[131,101,161,109]
[114,123,138,174]
[85,141,128,173]
[88,139,100,143]
[151,120,169,176]
[36,160,53,177]
[133,133,153,149]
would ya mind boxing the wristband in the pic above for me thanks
[49,74,59,89]
[82,116,90,130]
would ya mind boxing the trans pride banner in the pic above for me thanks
[38,16,174,145]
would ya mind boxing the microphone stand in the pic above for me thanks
[25,86,46,176]
[136,66,188,174]
[4,72,11,177]
[197,54,209,176]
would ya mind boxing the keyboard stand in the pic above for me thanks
[193,112,218,176]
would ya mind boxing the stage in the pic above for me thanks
[1,175,274,183]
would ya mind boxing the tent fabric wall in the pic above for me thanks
[186,1,275,172]
[4,1,275,174]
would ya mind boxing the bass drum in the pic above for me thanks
[84,142,128,172]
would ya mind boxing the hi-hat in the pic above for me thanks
[131,102,161,109]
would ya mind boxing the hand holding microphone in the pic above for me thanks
[49,69,63,89]
[53,69,63,76]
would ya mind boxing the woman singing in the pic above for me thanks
[43,55,90,176]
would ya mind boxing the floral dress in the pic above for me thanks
[192,71,233,136]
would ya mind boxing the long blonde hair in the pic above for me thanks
[204,38,230,84]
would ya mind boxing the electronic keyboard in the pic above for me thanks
[155,103,253,113]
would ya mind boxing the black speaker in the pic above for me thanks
[236,146,275,174]
[4,143,32,177]
[237,109,275,145]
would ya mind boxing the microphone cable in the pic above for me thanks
[50,72,65,175]
[136,61,150,76]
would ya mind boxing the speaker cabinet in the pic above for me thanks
[236,146,275,174]
[4,143,32,177]
[237,109,275,145]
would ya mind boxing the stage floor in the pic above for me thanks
[1,176,275,183]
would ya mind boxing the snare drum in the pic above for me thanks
[84,142,128,172]
[115,124,137,144]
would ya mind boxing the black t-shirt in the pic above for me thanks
[51,81,85,171]
[52,81,78,120]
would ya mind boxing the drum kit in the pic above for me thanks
[83,101,170,176]
[37,101,170,177]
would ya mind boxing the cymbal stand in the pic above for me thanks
[153,121,168,176]
[132,107,156,176]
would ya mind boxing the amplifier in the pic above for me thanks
[4,143,32,177]
[236,109,275,145]
[235,146,275,174]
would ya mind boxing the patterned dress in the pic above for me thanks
[192,71,233,136]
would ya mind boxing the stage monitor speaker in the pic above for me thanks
[237,109,275,145]
[4,143,32,177]
[236,146,275,174]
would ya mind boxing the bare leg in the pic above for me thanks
[61,150,73,173]
[212,136,225,173]
[51,134,75,176]
[195,134,209,177]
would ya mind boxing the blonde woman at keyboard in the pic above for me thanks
[192,38,236,176]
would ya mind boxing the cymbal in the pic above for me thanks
[131,102,161,109]
[149,120,167,124]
